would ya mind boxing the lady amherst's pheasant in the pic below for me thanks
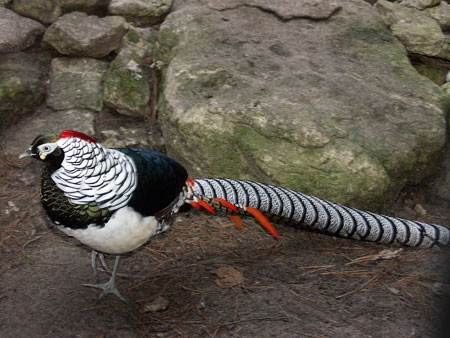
[20,130,450,301]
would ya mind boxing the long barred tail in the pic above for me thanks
[188,178,450,248]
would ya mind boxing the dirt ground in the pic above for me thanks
[1,148,450,338]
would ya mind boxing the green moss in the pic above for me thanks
[178,68,237,98]
[175,119,243,178]
[414,64,445,83]
[103,53,150,116]
[440,85,450,121]
[36,51,53,63]
[207,139,243,177]
[126,28,140,43]
[0,77,45,104]
[228,124,390,209]
[155,26,178,64]
[120,75,149,109]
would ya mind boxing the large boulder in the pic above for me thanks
[157,0,447,210]
[43,12,127,58]
[47,57,108,111]
[0,8,45,54]
[0,53,47,131]
[11,0,110,24]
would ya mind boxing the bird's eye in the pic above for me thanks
[38,143,57,155]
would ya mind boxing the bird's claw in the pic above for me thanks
[83,281,127,302]
[85,254,126,302]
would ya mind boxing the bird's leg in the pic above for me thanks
[90,250,111,281]
[83,255,126,302]
[90,250,99,280]
[98,252,110,271]
[91,250,136,279]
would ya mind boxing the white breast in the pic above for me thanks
[57,206,160,254]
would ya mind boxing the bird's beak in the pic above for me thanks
[19,148,32,159]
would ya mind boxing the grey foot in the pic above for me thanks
[83,280,126,302]
[84,255,126,302]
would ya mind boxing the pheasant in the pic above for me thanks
[20,130,450,300]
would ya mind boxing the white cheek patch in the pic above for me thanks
[37,142,58,160]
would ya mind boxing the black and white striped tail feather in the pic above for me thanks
[191,178,450,248]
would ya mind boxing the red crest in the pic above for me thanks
[60,130,97,143]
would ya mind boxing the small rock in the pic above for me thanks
[103,49,152,117]
[197,295,206,310]
[43,12,127,58]
[400,0,441,10]
[0,8,45,54]
[47,57,108,111]
[7,201,19,212]
[119,25,158,58]
[108,0,172,25]
[103,26,157,117]
[0,53,47,130]
[425,1,450,32]
[143,296,169,313]
[11,0,62,24]
[376,0,445,58]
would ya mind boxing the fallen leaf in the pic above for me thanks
[346,248,403,265]
[211,266,244,288]
[143,295,169,313]
[413,204,427,216]
[387,286,401,295]
[374,248,403,260]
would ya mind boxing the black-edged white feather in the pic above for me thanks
[191,178,450,248]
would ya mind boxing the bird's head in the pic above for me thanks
[19,130,97,167]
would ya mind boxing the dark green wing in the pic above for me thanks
[115,148,188,217]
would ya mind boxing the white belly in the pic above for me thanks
[57,206,160,254]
